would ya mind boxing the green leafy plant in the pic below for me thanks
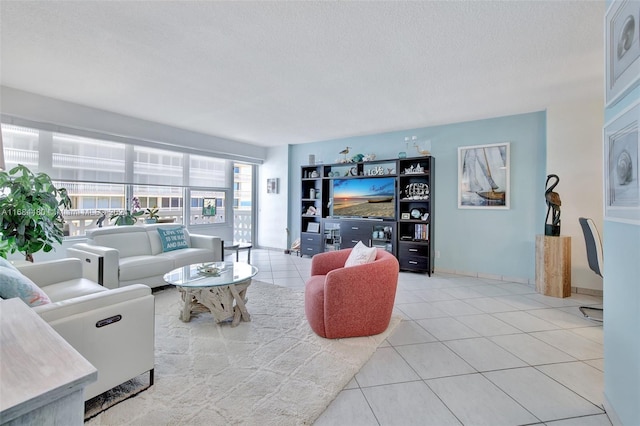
[145,206,160,221]
[0,164,72,261]
[110,197,144,226]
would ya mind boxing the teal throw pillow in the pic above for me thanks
[157,227,190,252]
[0,267,51,307]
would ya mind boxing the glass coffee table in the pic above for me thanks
[164,262,258,326]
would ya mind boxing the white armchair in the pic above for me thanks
[16,259,155,401]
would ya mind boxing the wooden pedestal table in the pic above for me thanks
[163,262,258,327]
[535,235,571,298]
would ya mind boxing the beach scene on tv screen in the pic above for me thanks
[332,177,395,218]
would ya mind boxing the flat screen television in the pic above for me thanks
[330,177,396,219]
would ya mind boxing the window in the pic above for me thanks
[233,163,253,242]
[134,146,183,186]
[55,181,126,237]
[189,155,228,187]
[134,185,183,223]
[1,125,39,171]
[1,123,249,237]
[190,190,226,225]
[51,133,126,182]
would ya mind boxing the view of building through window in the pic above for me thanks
[1,124,256,242]
[233,163,253,242]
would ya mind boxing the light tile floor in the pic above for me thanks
[238,248,609,426]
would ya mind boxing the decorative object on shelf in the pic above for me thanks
[0,164,72,261]
[363,154,376,162]
[414,139,431,156]
[458,142,510,209]
[349,167,358,176]
[401,212,410,220]
[404,164,425,174]
[306,222,320,233]
[605,0,640,106]
[410,208,423,219]
[398,151,407,159]
[367,165,385,176]
[310,170,319,178]
[305,206,317,216]
[421,212,429,221]
[267,178,279,194]
[308,154,315,165]
[544,174,562,236]
[350,153,364,163]
[339,147,351,161]
[403,183,430,200]
[603,100,639,225]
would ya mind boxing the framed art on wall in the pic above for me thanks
[267,178,279,194]
[202,198,216,216]
[606,0,640,106]
[458,142,510,209]
[604,100,640,225]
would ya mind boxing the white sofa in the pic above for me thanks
[9,258,155,401]
[68,224,222,289]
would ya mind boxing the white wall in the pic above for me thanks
[256,145,289,250]
[546,98,604,292]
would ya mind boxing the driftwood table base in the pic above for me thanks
[178,280,251,326]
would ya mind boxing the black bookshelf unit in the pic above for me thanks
[299,156,434,275]
[397,157,434,274]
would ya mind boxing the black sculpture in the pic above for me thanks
[545,174,562,236]
[96,210,107,228]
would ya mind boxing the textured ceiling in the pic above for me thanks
[0,1,603,147]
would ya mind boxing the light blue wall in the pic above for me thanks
[603,81,640,424]
[289,111,546,282]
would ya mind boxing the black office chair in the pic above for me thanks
[578,217,604,322]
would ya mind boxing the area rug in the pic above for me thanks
[85,281,400,426]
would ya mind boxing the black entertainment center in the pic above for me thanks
[300,155,434,274]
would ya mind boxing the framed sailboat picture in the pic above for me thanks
[458,142,510,209]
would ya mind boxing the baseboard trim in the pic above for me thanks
[571,286,603,297]
[434,267,534,287]
[603,393,622,426]
[434,268,602,295]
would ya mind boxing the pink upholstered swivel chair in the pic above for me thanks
[304,248,399,339]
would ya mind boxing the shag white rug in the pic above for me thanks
[86,281,400,426]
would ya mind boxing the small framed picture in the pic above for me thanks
[267,178,279,194]
[605,0,640,106]
[604,100,639,225]
[202,198,216,216]
[401,212,410,220]
[306,222,320,233]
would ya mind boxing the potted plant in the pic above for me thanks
[0,164,72,262]
[110,196,144,226]
[144,206,159,224]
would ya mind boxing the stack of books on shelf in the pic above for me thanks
[414,224,429,241]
